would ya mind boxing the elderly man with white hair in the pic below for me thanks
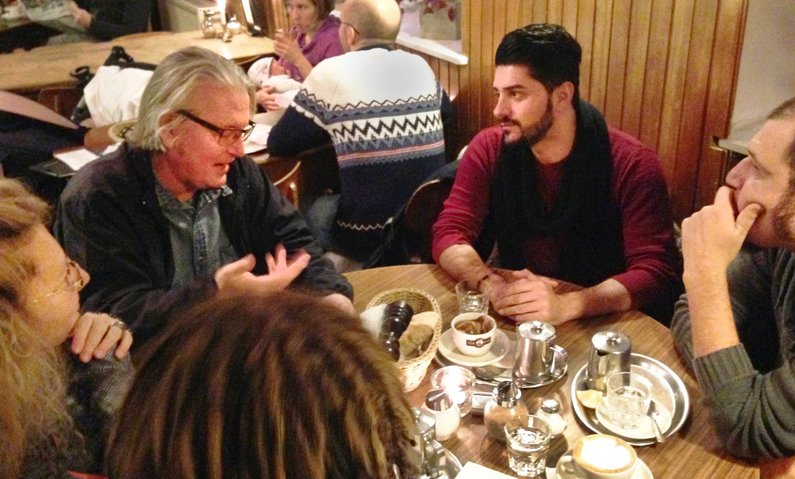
[55,47,353,348]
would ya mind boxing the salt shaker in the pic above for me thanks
[483,381,528,442]
[536,398,567,437]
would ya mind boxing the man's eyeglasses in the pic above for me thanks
[177,110,255,147]
[31,258,85,303]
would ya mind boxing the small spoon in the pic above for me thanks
[647,400,665,443]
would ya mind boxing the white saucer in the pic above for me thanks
[595,396,674,440]
[552,453,653,479]
[438,328,509,367]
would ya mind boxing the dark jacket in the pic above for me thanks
[54,145,352,347]
[77,0,151,41]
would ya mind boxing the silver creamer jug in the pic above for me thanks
[585,330,631,391]
[513,320,557,387]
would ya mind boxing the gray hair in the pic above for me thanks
[126,46,255,151]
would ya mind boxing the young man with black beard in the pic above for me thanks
[433,24,681,325]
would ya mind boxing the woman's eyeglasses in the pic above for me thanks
[30,258,85,303]
[177,109,255,147]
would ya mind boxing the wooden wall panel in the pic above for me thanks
[260,0,747,220]
[670,0,719,220]
[604,0,630,125]
[695,0,747,209]
[621,0,652,138]
[638,0,673,152]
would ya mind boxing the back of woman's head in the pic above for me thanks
[0,179,68,478]
[107,292,418,479]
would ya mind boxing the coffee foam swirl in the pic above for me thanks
[575,435,635,473]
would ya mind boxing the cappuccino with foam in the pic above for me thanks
[571,434,636,479]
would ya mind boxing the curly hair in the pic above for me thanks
[0,179,69,478]
[107,292,418,479]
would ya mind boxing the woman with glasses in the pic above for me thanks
[0,178,133,478]
[254,0,343,111]
[107,292,418,479]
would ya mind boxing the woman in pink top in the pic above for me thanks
[256,0,343,110]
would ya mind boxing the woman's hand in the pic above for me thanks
[255,86,281,111]
[69,312,133,362]
[274,29,313,79]
[274,29,304,65]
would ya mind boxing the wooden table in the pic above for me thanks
[344,264,759,479]
[0,30,274,92]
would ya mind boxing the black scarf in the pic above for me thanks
[491,100,624,286]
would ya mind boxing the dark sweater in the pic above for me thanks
[54,145,352,347]
[432,125,682,317]
[77,0,150,41]
[672,247,795,459]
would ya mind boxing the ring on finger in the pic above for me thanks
[110,319,129,331]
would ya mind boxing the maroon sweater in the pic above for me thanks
[432,126,680,310]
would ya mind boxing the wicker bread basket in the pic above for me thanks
[365,288,443,392]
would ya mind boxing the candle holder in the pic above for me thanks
[430,365,475,417]
[226,14,241,35]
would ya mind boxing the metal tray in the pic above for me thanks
[570,353,690,447]
[441,446,462,478]
[434,329,567,390]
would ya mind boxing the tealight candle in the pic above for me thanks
[430,365,475,417]
[423,389,460,441]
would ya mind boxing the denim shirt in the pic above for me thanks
[155,182,239,287]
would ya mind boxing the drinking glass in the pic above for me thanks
[455,280,489,314]
[504,414,551,477]
[604,371,651,430]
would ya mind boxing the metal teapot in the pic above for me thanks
[585,330,631,391]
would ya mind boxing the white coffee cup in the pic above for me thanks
[450,312,496,357]
[561,434,637,479]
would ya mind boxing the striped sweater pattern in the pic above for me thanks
[293,48,446,257]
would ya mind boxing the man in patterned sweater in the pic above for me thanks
[268,0,448,267]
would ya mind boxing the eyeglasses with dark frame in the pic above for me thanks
[177,109,255,147]
[30,258,85,303]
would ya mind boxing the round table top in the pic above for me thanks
[345,264,757,478]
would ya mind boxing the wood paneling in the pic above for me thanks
[262,0,747,220]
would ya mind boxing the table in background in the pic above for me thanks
[0,30,273,93]
[344,264,758,479]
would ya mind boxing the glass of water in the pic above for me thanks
[504,414,551,477]
[604,371,651,430]
[455,280,489,314]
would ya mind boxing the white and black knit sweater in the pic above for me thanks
[292,46,446,258]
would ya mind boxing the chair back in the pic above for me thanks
[259,158,302,206]
[401,177,454,263]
